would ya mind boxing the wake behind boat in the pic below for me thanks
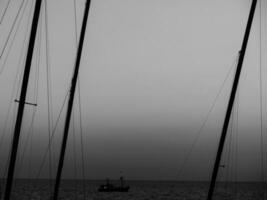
[98,177,130,192]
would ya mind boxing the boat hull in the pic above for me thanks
[98,186,130,192]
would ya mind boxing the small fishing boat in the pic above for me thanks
[98,177,130,192]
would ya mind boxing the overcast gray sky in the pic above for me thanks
[0,0,266,181]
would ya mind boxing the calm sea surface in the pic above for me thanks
[2,180,266,200]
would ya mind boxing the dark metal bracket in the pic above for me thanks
[14,99,37,107]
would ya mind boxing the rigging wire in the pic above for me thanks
[0,0,33,193]
[0,0,12,24]
[73,0,87,198]
[234,87,239,199]
[0,0,30,75]
[15,5,42,178]
[16,109,37,174]
[177,54,239,179]
[228,94,238,196]
[44,0,54,192]
[8,3,36,168]
[78,74,86,198]
[0,41,25,181]
[74,0,78,45]
[0,0,33,181]
[230,84,239,185]
[231,94,238,190]
[33,89,70,181]
[0,48,25,195]
[259,0,264,198]
[72,108,78,200]
[28,121,34,180]
[0,0,26,60]
[224,101,235,190]
[7,2,35,177]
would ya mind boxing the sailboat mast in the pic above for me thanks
[3,1,43,200]
[52,1,91,200]
[207,0,257,199]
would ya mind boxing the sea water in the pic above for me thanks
[3,180,266,200]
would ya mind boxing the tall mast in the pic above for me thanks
[4,1,43,200]
[207,0,257,199]
[52,1,91,199]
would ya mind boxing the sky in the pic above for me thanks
[0,0,266,181]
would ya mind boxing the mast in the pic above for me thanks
[52,1,91,199]
[3,1,43,200]
[207,0,257,199]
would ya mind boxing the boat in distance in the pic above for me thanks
[98,177,130,192]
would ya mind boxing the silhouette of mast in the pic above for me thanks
[207,0,257,200]
[4,1,43,200]
[52,1,91,199]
